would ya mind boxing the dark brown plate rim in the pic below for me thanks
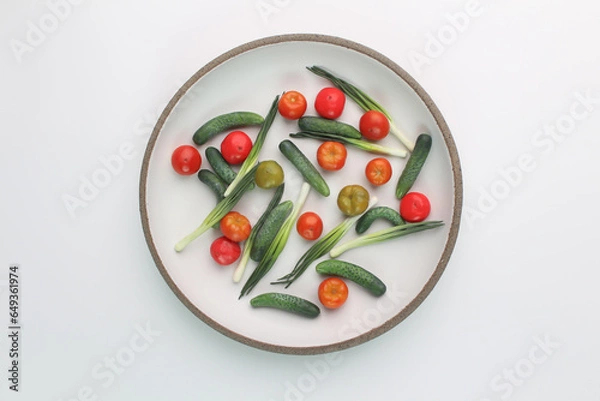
[139,33,463,355]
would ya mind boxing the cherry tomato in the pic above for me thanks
[317,141,347,171]
[359,110,390,141]
[255,160,284,189]
[318,277,349,309]
[210,236,241,265]
[171,145,201,175]
[337,184,370,216]
[314,87,346,119]
[220,211,252,242]
[221,131,253,165]
[278,90,308,120]
[399,192,431,222]
[296,212,323,241]
[365,157,392,186]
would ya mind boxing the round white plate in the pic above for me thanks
[140,34,462,354]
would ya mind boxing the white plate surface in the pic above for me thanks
[140,35,462,354]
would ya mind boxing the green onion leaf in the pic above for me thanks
[174,164,258,252]
[233,183,285,283]
[290,131,407,158]
[224,95,280,197]
[272,197,379,288]
[307,66,415,151]
[239,182,311,298]
[329,220,445,258]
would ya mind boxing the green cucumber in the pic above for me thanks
[316,260,386,296]
[249,184,285,239]
[250,292,320,318]
[395,133,432,199]
[192,111,264,145]
[278,139,330,197]
[197,169,227,202]
[298,116,362,139]
[205,146,237,184]
[250,200,294,262]
[355,206,405,234]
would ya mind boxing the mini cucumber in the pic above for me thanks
[197,169,227,202]
[278,139,330,197]
[395,133,432,199]
[250,200,293,262]
[298,116,362,139]
[355,206,405,234]
[250,292,320,318]
[316,260,386,297]
[192,111,264,146]
[205,146,237,184]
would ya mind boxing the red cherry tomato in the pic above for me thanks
[171,145,201,175]
[314,87,346,119]
[278,90,308,120]
[210,236,241,265]
[359,110,390,141]
[221,131,253,165]
[399,192,431,222]
[220,211,251,242]
[317,141,347,171]
[318,277,349,309]
[365,157,392,186]
[296,212,323,241]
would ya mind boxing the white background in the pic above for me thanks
[1,0,599,400]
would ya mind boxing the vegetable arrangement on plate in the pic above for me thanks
[170,66,444,319]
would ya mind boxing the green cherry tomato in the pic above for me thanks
[255,160,284,189]
[337,185,370,216]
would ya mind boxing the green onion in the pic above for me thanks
[290,131,407,158]
[224,95,280,197]
[239,182,311,298]
[307,66,415,152]
[174,164,258,252]
[273,197,379,288]
[232,183,285,283]
[329,220,445,258]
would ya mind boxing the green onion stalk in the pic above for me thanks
[224,94,280,197]
[290,131,407,158]
[306,66,415,152]
[239,182,311,298]
[232,184,285,283]
[272,197,379,288]
[329,220,445,258]
[174,165,258,252]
